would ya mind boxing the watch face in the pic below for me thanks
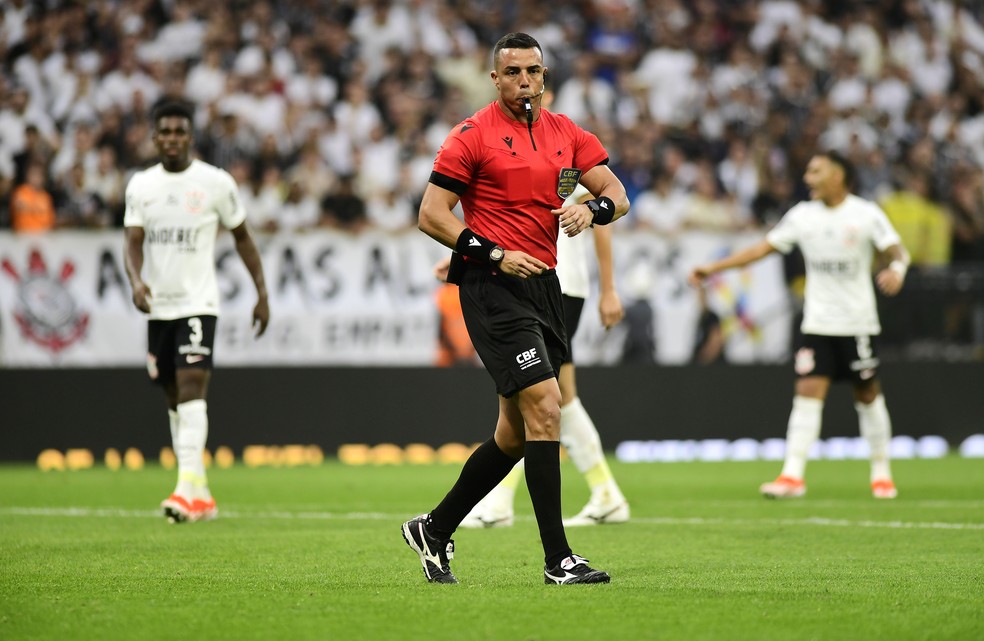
[490,247,504,263]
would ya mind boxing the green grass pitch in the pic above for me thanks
[1,458,982,641]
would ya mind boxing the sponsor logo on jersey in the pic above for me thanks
[146,227,200,252]
[1,249,89,354]
[808,258,859,276]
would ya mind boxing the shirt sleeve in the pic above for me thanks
[431,121,480,195]
[765,204,801,254]
[570,119,609,171]
[868,202,902,251]
[122,173,143,227]
[216,169,248,229]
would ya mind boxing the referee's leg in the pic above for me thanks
[517,378,571,565]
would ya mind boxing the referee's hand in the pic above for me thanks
[499,250,548,279]
[551,203,594,237]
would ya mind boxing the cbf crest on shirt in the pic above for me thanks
[557,168,582,199]
[123,159,247,321]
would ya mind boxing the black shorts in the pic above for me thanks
[459,267,568,398]
[147,315,217,385]
[562,294,585,365]
[793,333,881,383]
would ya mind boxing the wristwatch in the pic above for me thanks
[489,246,505,266]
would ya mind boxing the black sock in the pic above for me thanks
[429,438,519,538]
[524,440,571,566]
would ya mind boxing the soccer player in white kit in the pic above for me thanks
[689,151,909,499]
[461,183,631,527]
[124,100,270,523]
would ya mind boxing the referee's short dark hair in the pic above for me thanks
[820,149,856,191]
[151,99,194,127]
[492,32,542,67]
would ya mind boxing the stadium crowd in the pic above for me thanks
[1,0,984,267]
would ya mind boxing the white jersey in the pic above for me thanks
[556,183,592,299]
[766,194,901,336]
[124,159,247,321]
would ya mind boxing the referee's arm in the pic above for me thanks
[418,182,465,249]
[579,164,631,223]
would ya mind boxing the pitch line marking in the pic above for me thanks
[2,507,983,531]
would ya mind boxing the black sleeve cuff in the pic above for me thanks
[429,171,468,196]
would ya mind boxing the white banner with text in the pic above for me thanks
[0,230,791,367]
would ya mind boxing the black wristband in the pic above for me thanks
[586,196,616,225]
[455,229,502,264]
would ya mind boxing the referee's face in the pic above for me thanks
[492,47,546,115]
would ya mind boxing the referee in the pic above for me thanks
[401,32,629,585]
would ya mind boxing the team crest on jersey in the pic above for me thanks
[184,190,205,213]
[843,225,860,247]
[557,168,582,199]
[1,248,90,354]
[794,347,816,375]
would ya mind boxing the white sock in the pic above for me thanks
[780,396,824,480]
[559,397,623,502]
[176,399,209,499]
[857,394,893,481]
[168,409,180,448]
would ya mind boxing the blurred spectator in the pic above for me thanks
[96,45,160,114]
[947,166,984,264]
[435,281,478,367]
[879,171,952,268]
[199,107,258,171]
[320,174,367,233]
[279,180,320,232]
[0,84,58,163]
[717,136,762,213]
[357,124,400,198]
[552,54,616,126]
[619,262,656,365]
[691,285,726,366]
[86,145,125,225]
[366,188,416,232]
[349,0,412,83]
[185,46,228,108]
[632,170,689,235]
[55,163,109,228]
[287,53,339,111]
[681,161,749,232]
[12,124,55,186]
[51,121,98,181]
[241,164,284,233]
[285,143,336,204]
[10,161,56,233]
[751,172,795,229]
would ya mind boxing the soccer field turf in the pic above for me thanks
[1,458,981,641]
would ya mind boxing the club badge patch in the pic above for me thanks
[557,168,582,199]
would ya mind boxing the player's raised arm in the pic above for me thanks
[688,239,777,286]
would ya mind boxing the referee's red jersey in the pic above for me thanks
[430,102,609,267]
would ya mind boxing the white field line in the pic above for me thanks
[2,506,983,531]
